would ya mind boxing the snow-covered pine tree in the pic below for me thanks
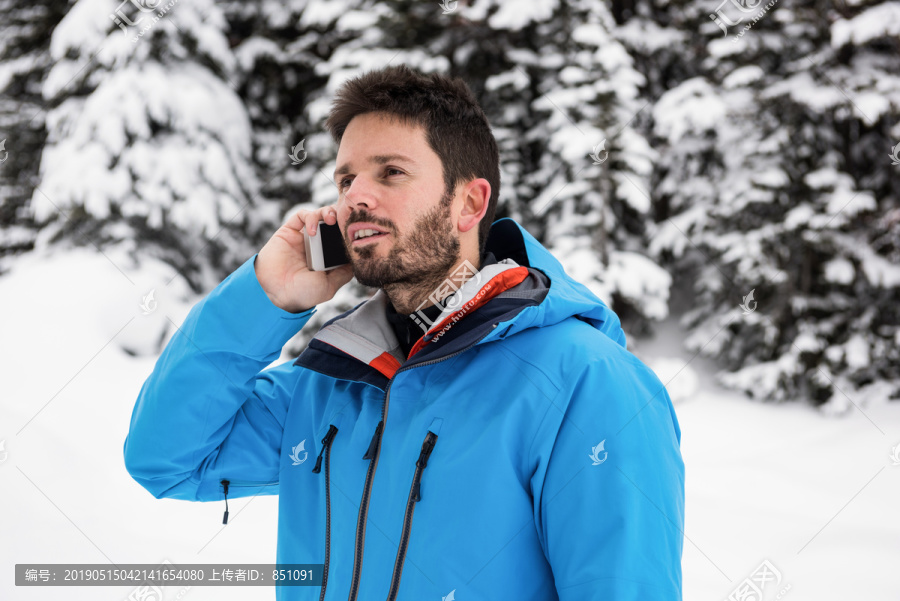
[30,0,268,293]
[459,0,671,335]
[0,0,69,274]
[626,0,899,405]
[218,0,368,222]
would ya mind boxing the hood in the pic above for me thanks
[480,218,626,349]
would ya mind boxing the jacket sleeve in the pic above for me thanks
[123,254,316,502]
[533,354,685,600]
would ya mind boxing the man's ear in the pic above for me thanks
[457,178,490,234]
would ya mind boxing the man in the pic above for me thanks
[124,64,685,601]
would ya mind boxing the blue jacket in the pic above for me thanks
[124,218,685,600]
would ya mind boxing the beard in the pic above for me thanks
[346,191,461,291]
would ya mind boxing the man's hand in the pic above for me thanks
[255,205,354,313]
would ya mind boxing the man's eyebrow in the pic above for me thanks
[333,154,417,178]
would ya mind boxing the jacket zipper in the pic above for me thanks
[347,322,500,601]
[311,425,339,601]
[386,431,438,601]
[347,415,385,601]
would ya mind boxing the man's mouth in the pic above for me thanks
[348,223,390,246]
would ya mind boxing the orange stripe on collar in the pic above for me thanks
[407,266,530,359]
[370,351,401,379]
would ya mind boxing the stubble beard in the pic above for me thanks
[348,191,461,311]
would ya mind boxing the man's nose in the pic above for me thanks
[343,174,379,211]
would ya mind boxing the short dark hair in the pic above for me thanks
[324,64,500,255]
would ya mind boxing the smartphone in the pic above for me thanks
[304,221,349,271]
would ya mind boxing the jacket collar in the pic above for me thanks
[293,222,552,385]
[298,261,546,378]
[293,217,628,386]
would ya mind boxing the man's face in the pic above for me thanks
[334,112,461,289]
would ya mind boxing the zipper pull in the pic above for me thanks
[362,421,384,460]
[312,425,339,474]
[413,433,438,502]
[221,479,230,524]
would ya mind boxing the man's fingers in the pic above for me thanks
[283,210,306,231]
[314,205,339,230]
[284,206,339,237]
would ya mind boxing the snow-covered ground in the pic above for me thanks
[2,250,898,600]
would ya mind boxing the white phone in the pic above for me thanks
[304,220,349,271]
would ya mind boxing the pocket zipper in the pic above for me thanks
[311,424,339,601]
[386,430,438,600]
[220,479,277,524]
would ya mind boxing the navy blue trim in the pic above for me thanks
[293,339,390,390]
[484,219,531,267]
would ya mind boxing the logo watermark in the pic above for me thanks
[890,443,900,466]
[709,0,780,42]
[409,260,482,334]
[109,0,181,44]
[589,440,608,465]
[0,138,8,163]
[140,289,157,315]
[0,439,7,464]
[890,143,900,166]
[740,289,757,315]
[589,140,608,165]
[289,139,307,165]
[124,559,191,601]
[725,559,790,601]
[438,0,458,14]
[442,590,456,601]
[290,440,308,465]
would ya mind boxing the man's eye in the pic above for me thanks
[339,169,402,190]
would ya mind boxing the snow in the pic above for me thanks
[0,54,40,94]
[653,77,728,144]
[615,18,687,53]
[484,68,530,92]
[2,253,899,600]
[843,333,871,371]
[615,170,652,212]
[762,71,846,113]
[486,0,559,31]
[824,257,855,284]
[784,203,815,230]
[641,357,700,403]
[831,2,900,48]
[825,188,876,221]
[794,330,825,353]
[722,65,765,89]
[857,243,900,287]
[336,9,382,32]
[34,61,257,237]
[234,36,285,72]
[299,0,350,27]
[605,250,673,320]
[803,167,846,190]
[750,168,789,188]
[852,90,892,125]
[707,37,744,58]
